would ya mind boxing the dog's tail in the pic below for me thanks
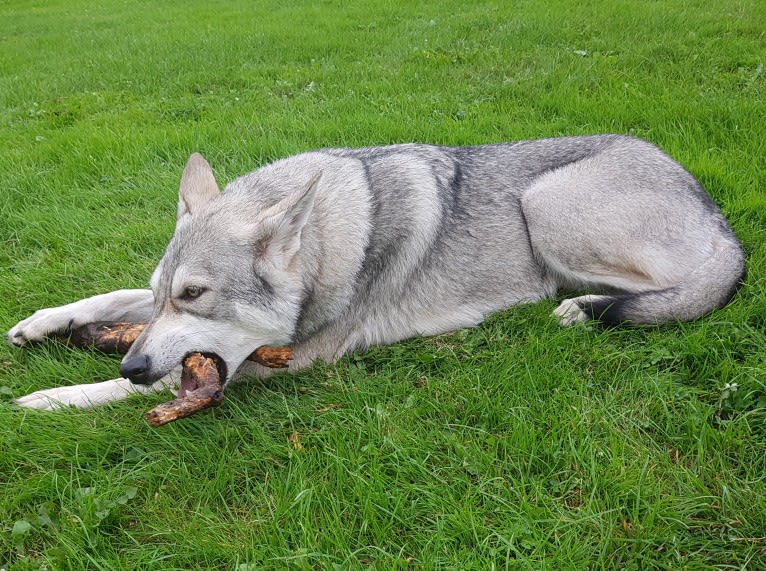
[581,240,745,325]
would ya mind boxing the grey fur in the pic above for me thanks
[8,135,744,409]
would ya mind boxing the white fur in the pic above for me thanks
[554,296,606,326]
[14,375,176,410]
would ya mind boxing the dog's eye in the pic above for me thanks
[182,286,204,299]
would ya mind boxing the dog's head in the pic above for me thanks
[120,153,320,386]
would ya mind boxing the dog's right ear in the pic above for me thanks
[177,153,220,219]
[253,171,322,271]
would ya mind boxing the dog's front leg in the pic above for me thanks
[15,368,180,410]
[7,289,154,347]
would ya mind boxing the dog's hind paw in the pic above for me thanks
[553,297,591,326]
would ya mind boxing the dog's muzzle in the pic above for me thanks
[120,354,153,385]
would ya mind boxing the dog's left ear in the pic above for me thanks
[177,153,220,219]
[254,171,322,269]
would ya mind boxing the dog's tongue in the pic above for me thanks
[177,375,198,399]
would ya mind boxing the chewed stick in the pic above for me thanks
[144,352,224,427]
[54,321,292,368]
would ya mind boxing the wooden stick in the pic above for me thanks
[145,353,224,427]
[55,321,292,368]
[250,345,293,369]
[60,322,146,354]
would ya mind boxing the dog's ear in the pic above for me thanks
[177,153,220,219]
[254,171,322,269]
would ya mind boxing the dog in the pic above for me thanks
[7,135,744,409]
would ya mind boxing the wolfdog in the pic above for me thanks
[8,136,744,409]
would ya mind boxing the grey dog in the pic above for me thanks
[8,135,744,409]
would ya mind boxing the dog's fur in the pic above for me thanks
[8,136,744,409]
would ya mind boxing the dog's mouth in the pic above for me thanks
[144,345,292,427]
[145,352,229,427]
[177,352,228,399]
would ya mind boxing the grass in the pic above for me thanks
[1,0,765,568]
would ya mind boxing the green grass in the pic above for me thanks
[1,0,765,568]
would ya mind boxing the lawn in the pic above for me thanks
[1,0,765,568]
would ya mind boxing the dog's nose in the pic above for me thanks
[120,354,152,384]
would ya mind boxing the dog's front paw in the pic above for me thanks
[15,384,105,410]
[15,377,178,410]
[6,307,78,347]
[15,379,135,410]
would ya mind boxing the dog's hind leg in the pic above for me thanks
[520,145,744,325]
[550,244,743,325]
[7,289,154,347]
